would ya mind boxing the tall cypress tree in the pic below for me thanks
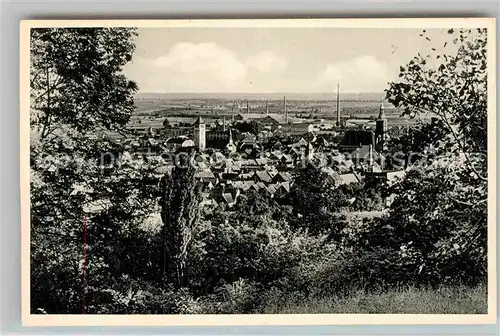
[160,161,200,288]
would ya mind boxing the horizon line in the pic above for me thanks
[135,91,387,95]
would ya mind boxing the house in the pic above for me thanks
[364,170,406,185]
[255,170,273,184]
[269,151,283,161]
[350,145,378,163]
[239,171,255,180]
[221,159,241,174]
[264,184,278,197]
[290,138,309,148]
[338,173,362,185]
[320,166,343,185]
[238,134,261,158]
[330,155,354,173]
[277,154,294,170]
[387,170,406,183]
[240,159,261,171]
[222,193,237,208]
[255,157,269,167]
[231,180,254,192]
[275,182,291,198]
[270,140,283,151]
[273,172,292,184]
[250,182,264,192]
[314,136,331,149]
[242,181,255,191]
[163,136,191,152]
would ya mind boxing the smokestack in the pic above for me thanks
[223,116,226,132]
[266,100,269,114]
[246,101,249,114]
[284,96,288,123]
[336,83,340,125]
[231,102,234,121]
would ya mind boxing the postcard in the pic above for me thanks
[20,18,497,326]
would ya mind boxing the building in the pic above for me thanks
[206,128,231,150]
[162,126,192,138]
[338,129,376,152]
[163,136,194,152]
[193,116,206,150]
[375,104,388,151]
[234,113,306,126]
[280,122,314,135]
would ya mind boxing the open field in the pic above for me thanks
[131,95,429,129]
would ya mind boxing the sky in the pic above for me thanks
[122,28,454,94]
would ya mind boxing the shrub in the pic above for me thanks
[199,279,260,314]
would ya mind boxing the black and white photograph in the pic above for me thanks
[22,18,496,324]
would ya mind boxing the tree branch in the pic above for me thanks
[413,106,487,181]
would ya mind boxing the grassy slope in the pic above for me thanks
[260,285,487,314]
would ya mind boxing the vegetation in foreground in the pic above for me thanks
[30,28,488,314]
[260,285,487,314]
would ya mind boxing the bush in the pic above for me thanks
[199,279,260,314]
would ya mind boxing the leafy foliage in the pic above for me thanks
[386,28,487,180]
[288,164,347,236]
[30,28,138,139]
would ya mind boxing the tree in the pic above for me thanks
[30,28,138,141]
[159,161,201,288]
[163,118,171,128]
[289,164,346,236]
[29,28,156,313]
[386,28,487,180]
[385,121,448,169]
[377,28,489,286]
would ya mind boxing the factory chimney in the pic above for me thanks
[265,100,269,114]
[336,83,340,125]
[246,101,249,114]
[284,96,288,123]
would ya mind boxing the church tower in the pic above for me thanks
[193,116,206,151]
[375,104,387,151]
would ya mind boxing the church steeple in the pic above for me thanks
[375,103,387,152]
[378,103,385,119]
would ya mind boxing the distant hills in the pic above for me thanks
[135,92,386,101]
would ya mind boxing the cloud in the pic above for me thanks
[316,56,393,92]
[128,43,290,92]
[154,42,248,86]
[246,51,288,74]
